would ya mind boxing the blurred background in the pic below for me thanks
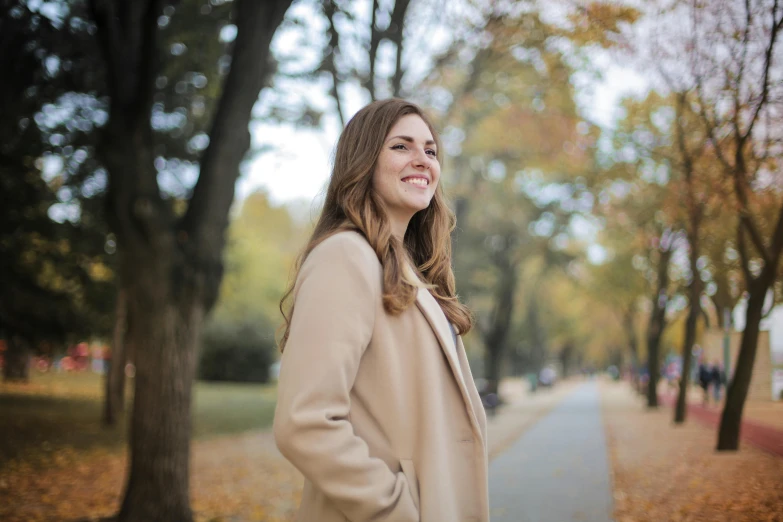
[1,0,782,521]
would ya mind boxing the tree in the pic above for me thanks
[84,1,293,520]
[419,4,627,392]
[680,0,783,450]
[212,190,309,326]
[589,91,689,408]
[586,241,648,378]
[0,2,115,382]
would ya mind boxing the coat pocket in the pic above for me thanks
[400,458,420,512]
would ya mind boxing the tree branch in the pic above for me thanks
[768,191,783,263]
[181,0,292,308]
[365,0,381,100]
[737,221,754,285]
[322,0,345,127]
[742,0,781,143]
[388,0,411,97]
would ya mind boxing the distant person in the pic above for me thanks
[539,366,556,388]
[273,99,489,522]
[709,361,726,404]
[698,361,711,405]
[665,361,680,396]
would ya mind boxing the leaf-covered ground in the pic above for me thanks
[0,375,575,522]
[0,430,303,522]
[602,381,783,522]
[3,374,780,521]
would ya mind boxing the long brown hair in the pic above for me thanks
[278,99,473,350]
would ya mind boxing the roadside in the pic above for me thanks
[659,383,783,431]
[602,380,783,522]
[1,376,577,522]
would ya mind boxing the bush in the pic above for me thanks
[198,318,277,383]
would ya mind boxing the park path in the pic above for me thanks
[488,381,614,522]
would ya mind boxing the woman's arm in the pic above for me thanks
[273,232,418,522]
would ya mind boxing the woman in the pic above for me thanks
[274,99,489,522]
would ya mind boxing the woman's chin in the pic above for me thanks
[403,195,433,213]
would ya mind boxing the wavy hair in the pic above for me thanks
[279,99,473,350]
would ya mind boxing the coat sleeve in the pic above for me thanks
[273,233,419,522]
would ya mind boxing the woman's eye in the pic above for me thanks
[426,149,437,156]
[392,144,407,150]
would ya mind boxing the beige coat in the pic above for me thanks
[273,231,489,522]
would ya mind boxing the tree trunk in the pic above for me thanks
[483,346,502,397]
[560,342,574,378]
[118,261,203,522]
[528,296,547,373]
[3,334,30,382]
[481,259,518,396]
[717,281,766,450]
[646,246,673,408]
[103,287,128,426]
[675,232,701,423]
[646,319,663,408]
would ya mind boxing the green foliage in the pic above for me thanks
[198,318,277,384]
[211,190,310,330]
[200,191,310,384]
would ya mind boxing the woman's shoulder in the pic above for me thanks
[306,230,380,270]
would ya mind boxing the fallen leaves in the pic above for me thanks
[602,381,783,522]
[0,431,303,522]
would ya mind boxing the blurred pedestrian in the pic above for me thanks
[698,361,710,405]
[709,361,726,404]
[273,99,489,522]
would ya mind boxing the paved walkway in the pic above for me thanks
[488,381,614,522]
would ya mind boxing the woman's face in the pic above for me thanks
[372,114,440,233]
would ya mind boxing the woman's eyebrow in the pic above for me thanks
[386,135,437,146]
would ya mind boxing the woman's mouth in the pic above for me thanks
[402,176,429,187]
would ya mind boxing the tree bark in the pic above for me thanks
[481,257,518,396]
[675,231,701,423]
[103,287,127,426]
[559,342,575,378]
[118,257,202,522]
[717,283,765,450]
[388,0,411,97]
[3,334,30,382]
[622,308,640,389]
[646,246,673,408]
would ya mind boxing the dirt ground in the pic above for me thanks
[602,381,783,522]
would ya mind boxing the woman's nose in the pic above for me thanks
[412,148,430,169]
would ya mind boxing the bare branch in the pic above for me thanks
[182,0,293,294]
[365,0,381,100]
[742,0,782,143]
[737,221,754,284]
[769,190,783,262]
[322,0,345,127]
[388,0,411,98]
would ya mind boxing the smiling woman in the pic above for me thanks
[372,114,441,239]
[273,99,489,522]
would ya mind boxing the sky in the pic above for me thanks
[235,6,652,209]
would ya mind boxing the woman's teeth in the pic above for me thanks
[403,178,428,186]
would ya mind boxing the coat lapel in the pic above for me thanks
[415,287,485,444]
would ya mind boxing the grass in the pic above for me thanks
[0,371,277,469]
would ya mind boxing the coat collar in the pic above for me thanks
[414,287,485,443]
